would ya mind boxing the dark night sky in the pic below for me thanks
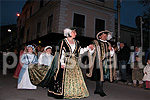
[0,0,147,28]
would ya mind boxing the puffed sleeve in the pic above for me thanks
[57,39,65,66]
[33,55,38,64]
[38,53,43,65]
[80,46,95,55]
[21,54,28,64]
[60,50,65,66]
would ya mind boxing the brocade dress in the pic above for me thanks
[48,38,90,99]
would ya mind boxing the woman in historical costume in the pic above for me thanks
[143,59,150,89]
[28,28,93,98]
[45,27,95,99]
[17,45,38,89]
[13,46,27,78]
[46,27,93,99]
[38,46,54,66]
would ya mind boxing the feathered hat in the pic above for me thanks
[64,27,76,37]
[96,30,112,40]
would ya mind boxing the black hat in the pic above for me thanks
[69,27,76,31]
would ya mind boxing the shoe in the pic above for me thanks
[138,84,142,88]
[145,88,150,90]
[94,90,100,94]
[132,84,136,87]
[122,80,127,82]
[100,92,107,97]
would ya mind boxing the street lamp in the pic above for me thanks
[8,29,11,32]
[17,13,20,17]
[8,29,12,48]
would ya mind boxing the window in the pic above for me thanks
[95,18,105,37]
[40,0,44,8]
[47,15,53,34]
[37,22,41,37]
[73,13,85,36]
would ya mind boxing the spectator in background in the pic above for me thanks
[128,46,141,64]
[112,44,118,53]
[131,56,144,88]
[32,43,38,56]
[40,47,45,53]
[145,48,150,64]
[117,42,130,82]
[37,46,45,58]
[143,58,150,89]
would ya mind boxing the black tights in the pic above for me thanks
[96,81,104,92]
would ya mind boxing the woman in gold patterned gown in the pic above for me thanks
[28,27,94,99]
[47,27,95,99]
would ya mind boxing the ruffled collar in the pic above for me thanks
[46,53,51,56]
[99,39,107,42]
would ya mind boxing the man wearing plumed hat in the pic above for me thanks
[86,30,116,97]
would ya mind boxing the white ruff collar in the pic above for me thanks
[100,39,107,42]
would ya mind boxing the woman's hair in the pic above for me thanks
[26,45,37,55]
[23,46,27,52]
[41,47,45,52]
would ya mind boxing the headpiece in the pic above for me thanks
[44,46,52,51]
[96,30,112,40]
[64,27,76,37]
[27,45,35,52]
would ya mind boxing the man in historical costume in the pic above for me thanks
[86,30,116,97]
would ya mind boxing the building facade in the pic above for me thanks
[0,0,142,51]
[17,0,116,47]
[0,24,17,51]
[115,24,139,47]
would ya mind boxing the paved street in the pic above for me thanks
[0,69,150,100]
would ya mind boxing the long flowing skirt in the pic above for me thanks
[13,50,24,78]
[17,66,37,89]
[63,65,89,99]
[13,62,22,78]
[48,64,89,99]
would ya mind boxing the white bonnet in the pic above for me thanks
[44,46,52,51]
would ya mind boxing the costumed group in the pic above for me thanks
[13,27,150,99]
